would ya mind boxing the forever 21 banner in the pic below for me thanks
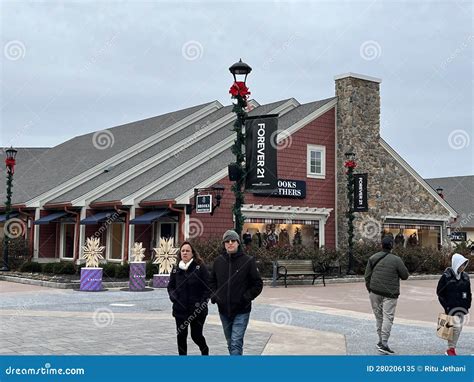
[245,114,278,194]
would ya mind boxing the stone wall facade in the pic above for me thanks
[335,75,453,249]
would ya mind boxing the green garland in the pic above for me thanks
[230,95,248,235]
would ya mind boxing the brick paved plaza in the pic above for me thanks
[1,279,473,356]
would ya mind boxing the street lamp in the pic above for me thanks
[1,146,18,271]
[344,150,357,275]
[228,59,252,236]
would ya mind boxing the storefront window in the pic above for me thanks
[383,225,441,249]
[243,222,320,248]
[61,223,75,259]
[108,223,124,260]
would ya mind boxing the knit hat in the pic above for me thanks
[222,229,240,243]
[382,236,394,250]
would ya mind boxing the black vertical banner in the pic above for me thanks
[245,114,278,193]
[353,173,368,212]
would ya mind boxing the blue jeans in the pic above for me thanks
[219,312,250,355]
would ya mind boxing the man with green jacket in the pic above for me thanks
[365,236,409,355]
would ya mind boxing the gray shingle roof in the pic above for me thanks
[142,98,336,202]
[1,102,214,205]
[425,176,474,227]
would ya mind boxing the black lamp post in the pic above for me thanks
[344,150,356,275]
[1,147,18,272]
[228,59,252,236]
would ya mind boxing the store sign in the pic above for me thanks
[354,173,368,212]
[253,179,306,199]
[196,195,212,213]
[245,114,278,194]
[450,231,467,241]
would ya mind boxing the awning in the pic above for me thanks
[80,210,119,225]
[0,212,19,222]
[130,209,168,225]
[34,212,69,225]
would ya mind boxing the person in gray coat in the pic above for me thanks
[365,236,409,354]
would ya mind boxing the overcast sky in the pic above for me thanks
[1,0,472,179]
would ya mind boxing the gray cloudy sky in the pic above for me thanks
[1,0,472,179]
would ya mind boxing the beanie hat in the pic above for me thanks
[382,236,394,250]
[222,229,240,243]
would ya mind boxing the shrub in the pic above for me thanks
[115,263,129,279]
[42,262,56,274]
[146,261,159,279]
[52,262,76,275]
[0,237,30,270]
[101,263,117,279]
[19,261,42,273]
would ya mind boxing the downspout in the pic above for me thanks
[18,207,34,260]
[168,203,185,244]
[64,207,80,263]
[115,205,129,263]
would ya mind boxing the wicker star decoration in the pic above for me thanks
[131,242,146,262]
[81,237,105,268]
[153,238,178,274]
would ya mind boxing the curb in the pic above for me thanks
[1,273,452,290]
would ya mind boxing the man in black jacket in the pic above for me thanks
[209,229,263,355]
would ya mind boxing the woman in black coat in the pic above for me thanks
[167,241,210,355]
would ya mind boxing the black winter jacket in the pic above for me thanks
[209,250,263,318]
[167,260,211,319]
[436,268,472,314]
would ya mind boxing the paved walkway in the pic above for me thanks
[0,279,472,355]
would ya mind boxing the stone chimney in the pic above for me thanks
[335,73,382,249]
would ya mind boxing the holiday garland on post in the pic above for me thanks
[229,81,250,235]
[344,159,357,273]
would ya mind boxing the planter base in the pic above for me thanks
[129,262,146,291]
[80,268,103,291]
[153,274,170,288]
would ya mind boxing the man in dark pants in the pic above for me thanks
[209,229,263,355]
[365,236,409,355]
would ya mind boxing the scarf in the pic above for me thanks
[179,258,193,271]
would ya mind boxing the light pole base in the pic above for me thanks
[0,266,10,272]
[346,269,356,276]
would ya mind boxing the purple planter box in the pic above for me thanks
[129,262,146,291]
[80,268,103,291]
[153,274,170,288]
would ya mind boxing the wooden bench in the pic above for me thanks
[274,259,326,288]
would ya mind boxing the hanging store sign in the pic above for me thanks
[196,195,212,214]
[245,114,278,194]
[354,173,368,212]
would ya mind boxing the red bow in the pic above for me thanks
[229,81,250,99]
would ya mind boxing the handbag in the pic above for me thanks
[436,313,455,340]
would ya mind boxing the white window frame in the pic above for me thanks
[307,144,326,179]
[106,223,125,262]
[59,223,76,261]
